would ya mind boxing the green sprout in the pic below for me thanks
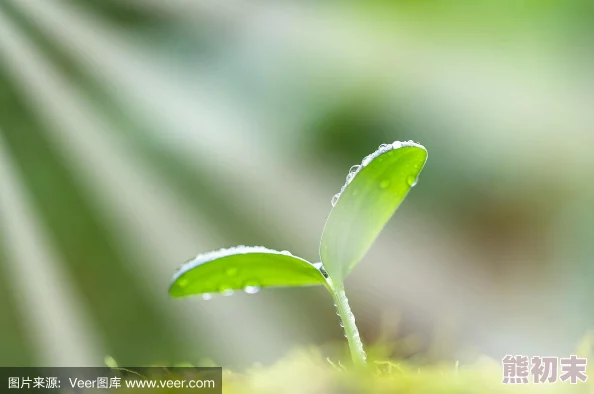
[169,141,428,367]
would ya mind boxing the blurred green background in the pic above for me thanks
[0,0,593,368]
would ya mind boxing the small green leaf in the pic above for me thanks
[104,356,119,368]
[169,246,327,298]
[320,141,428,281]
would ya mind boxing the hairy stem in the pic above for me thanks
[329,280,367,366]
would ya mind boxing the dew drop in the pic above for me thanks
[346,173,355,183]
[201,293,213,301]
[219,285,235,296]
[244,285,261,294]
[362,155,372,166]
[392,141,403,149]
[349,165,361,173]
[312,262,329,278]
[406,175,418,187]
[243,279,261,294]
[378,143,390,150]
[331,193,340,206]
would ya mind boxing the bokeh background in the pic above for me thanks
[0,0,593,368]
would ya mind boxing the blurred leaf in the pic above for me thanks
[169,247,327,298]
[104,356,119,368]
[320,142,428,281]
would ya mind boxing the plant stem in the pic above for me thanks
[329,281,367,366]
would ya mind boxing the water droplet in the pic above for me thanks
[406,175,418,187]
[242,279,261,294]
[380,180,390,189]
[349,165,361,173]
[244,285,261,294]
[219,285,235,296]
[331,193,340,206]
[201,293,213,300]
[346,173,355,183]
[378,143,389,150]
[280,250,292,256]
[312,262,329,278]
[225,267,238,276]
[392,141,403,149]
[172,246,296,283]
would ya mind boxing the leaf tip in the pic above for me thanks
[331,140,427,207]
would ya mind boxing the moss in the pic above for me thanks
[222,348,590,394]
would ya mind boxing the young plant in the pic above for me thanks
[169,141,428,366]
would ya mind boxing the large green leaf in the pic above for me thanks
[169,246,327,298]
[320,141,428,281]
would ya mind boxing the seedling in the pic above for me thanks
[169,141,428,366]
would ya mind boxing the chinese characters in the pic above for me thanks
[502,355,588,384]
